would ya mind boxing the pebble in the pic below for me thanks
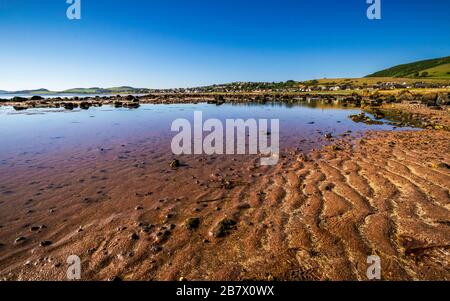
[151,246,162,253]
[15,236,26,244]
[30,226,40,232]
[40,241,53,247]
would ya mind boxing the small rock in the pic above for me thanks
[185,217,200,230]
[40,241,52,247]
[110,276,122,281]
[15,236,26,244]
[170,159,180,168]
[30,226,40,232]
[431,162,450,169]
[151,246,162,253]
[237,203,251,210]
[130,233,140,240]
[210,218,237,238]
[135,205,144,210]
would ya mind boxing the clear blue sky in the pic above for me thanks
[0,0,449,90]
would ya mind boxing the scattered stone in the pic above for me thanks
[135,205,144,210]
[185,217,200,230]
[30,226,40,232]
[110,276,123,281]
[325,133,333,139]
[130,233,140,240]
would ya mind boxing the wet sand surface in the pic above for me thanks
[0,104,449,281]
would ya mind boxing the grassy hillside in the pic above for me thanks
[366,56,450,78]
[419,63,450,79]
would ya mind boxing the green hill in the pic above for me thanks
[366,56,450,79]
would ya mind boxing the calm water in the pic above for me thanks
[0,102,407,160]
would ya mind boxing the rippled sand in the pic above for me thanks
[0,106,449,281]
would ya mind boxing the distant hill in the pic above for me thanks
[366,56,450,79]
[0,86,151,95]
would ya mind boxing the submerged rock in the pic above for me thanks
[349,113,383,125]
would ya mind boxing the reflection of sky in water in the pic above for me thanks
[0,103,408,158]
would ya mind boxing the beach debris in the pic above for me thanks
[185,217,200,230]
[210,218,237,238]
[170,159,180,168]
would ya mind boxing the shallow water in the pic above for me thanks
[0,102,408,161]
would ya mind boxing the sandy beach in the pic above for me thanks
[0,103,448,281]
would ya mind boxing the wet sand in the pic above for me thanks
[0,105,449,281]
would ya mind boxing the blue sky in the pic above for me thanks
[0,0,449,90]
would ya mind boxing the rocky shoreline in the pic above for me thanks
[2,92,449,132]
[1,91,449,110]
